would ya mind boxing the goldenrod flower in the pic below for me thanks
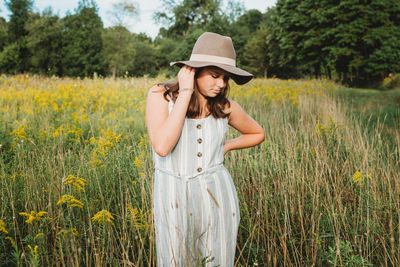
[34,233,45,240]
[19,211,48,224]
[57,227,79,237]
[0,219,8,234]
[138,135,149,148]
[134,156,144,169]
[89,129,121,168]
[352,171,372,186]
[63,174,87,192]
[127,205,148,229]
[5,236,17,250]
[352,171,361,183]
[92,209,114,225]
[57,194,84,208]
[28,244,39,259]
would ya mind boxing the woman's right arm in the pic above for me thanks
[146,66,195,157]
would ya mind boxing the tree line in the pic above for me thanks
[0,0,399,87]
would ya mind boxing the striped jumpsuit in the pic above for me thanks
[152,100,240,266]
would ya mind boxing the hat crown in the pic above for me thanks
[191,32,236,65]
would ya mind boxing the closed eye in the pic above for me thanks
[212,73,229,81]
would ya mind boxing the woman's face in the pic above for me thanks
[196,67,229,98]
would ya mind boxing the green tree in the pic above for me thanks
[0,42,19,73]
[0,17,7,51]
[128,33,157,77]
[5,0,33,72]
[25,9,63,75]
[153,36,177,76]
[103,0,139,78]
[230,9,265,67]
[6,0,32,41]
[270,0,400,86]
[155,0,222,37]
[102,26,135,78]
[242,26,270,78]
[61,1,105,77]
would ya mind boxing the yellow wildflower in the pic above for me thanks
[104,128,122,144]
[50,125,65,138]
[10,121,28,141]
[63,174,87,192]
[57,227,79,237]
[134,156,144,169]
[5,236,17,250]
[138,135,148,148]
[67,125,83,143]
[57,194,84,208]
[352,171,372,186]
[19,211,48,224]
[34,233,44,240]
[127,205,148,229]
[28,245,39,259]
[92,209,114,225]
[0,219,8,234]
[8,174,17,181]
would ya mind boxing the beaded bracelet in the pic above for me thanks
[178,88,194,93]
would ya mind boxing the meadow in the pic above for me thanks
[0,75,399,266]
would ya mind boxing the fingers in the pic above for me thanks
[178,65,196,89]
[178,65,195,76]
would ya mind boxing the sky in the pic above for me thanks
[0,0,276,39]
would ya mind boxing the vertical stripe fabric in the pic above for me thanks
[152,100,240,266]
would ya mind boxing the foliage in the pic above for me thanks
[0,43,20,73]
[326,240,372,266]
[242,26,269,78]
[268,0,400,86]
[4,0,32,72]
[102,26,136,78]
[0,0,399,85]
[5,0,32,41]
[128,33,158,77]
[25,9,63,76]
[382,73,400,90]
[0,17,7,51]
[154,0,222,37]
[61,2,105,77]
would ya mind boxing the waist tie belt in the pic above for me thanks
[155,163,224,182]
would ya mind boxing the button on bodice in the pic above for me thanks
[152,100,228,178]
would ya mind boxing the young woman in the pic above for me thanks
[146,32,265,266]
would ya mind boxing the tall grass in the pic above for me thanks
[0,75,399,266]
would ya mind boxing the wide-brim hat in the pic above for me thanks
[170,32,253,85]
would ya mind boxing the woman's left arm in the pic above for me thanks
[224,99,265,155]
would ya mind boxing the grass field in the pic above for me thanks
[0,75,399,266]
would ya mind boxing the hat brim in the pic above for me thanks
[170,60,253,85]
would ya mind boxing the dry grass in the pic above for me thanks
[0,75,399,266]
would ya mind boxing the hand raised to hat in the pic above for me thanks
[177,65,195,93]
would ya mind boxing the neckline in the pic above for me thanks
[186,115,212,121]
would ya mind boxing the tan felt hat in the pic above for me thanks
[170,32,254,85]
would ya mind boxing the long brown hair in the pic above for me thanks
[159,67,231,119]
